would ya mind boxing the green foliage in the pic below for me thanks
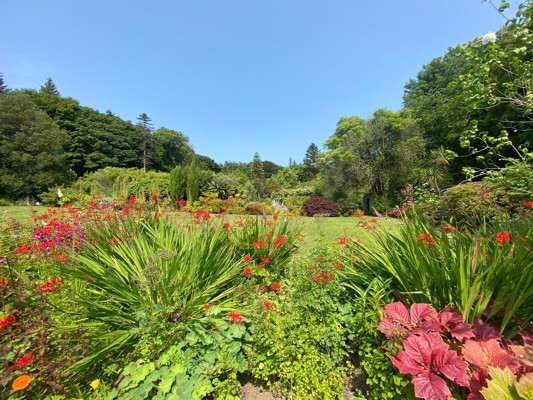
[246,251,349,399]
[434,182,510,227]
[186,158,201,203]
[320,109,426,205]
[345,280,412,400]
[57,214,247,373]
[0,92,73,199]
[108,317,250,400]
[169,165,187,203]
[481,366,533,400]
[75,167,170,199]
[336,211,533,335]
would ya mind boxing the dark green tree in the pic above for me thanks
[137,113,153,172]
[29,91,143,176]
[186,158,200,202]
[250,152,266,199]
[152,127,194,171]
[0,92,72,199]
[40,77,60,96]
[169,165,187,203]
[301,143,320,182]
[0,73,9,94]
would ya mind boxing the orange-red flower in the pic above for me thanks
[243,254,252,263]
[14,352,32,368]
[271,282,281,292]
[496,231,511,245]
[12,374,31,391]
[243,267,251,276]
[229,310,242,323]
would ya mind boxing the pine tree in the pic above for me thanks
[303,143,320,165]
[0,73,9,94]
[40,77,60,96]
[137,113,153,172]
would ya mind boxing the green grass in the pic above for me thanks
[0,206,401,248]
[0,205,48,223]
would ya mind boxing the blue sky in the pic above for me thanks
[2,1,511,166]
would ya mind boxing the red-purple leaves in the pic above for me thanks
[390,332,469,400]
[412,372,451,400]
[462,339,521,373]
[379,302,528,400]
[378,302,439,338]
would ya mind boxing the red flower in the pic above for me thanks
[263,300,273,310]
[243,267,251,276]
[223,222,231,229]
[129,196,136,203]
[522,201,533,208]
[14,352,32,368]
[443,225,456,231]
[229,310,242,323]
[334,262,343,267]
[0,314,15,329]
[271,282,281,292]
[253,240,265,248]
[260,257,271,265]
[110,237,120,243]
[312,274,323,281]
[243,254,252,263]
[337,237,347,245]
[274,236,285,248]
[252,205,260,211]
[417,233,431,241]
[267,233,273,239]
[0,277,8,288]
[203,303,213,311]
[496,231,511,245]
[151,193,158,200]
[353,210,364,217]
[259,284,266,292]
[273,214,279,220]
[15,245,31,253]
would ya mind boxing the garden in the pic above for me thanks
[1,194,532,400]
[2,1,533,399]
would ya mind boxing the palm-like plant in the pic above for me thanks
[58,213,246,372]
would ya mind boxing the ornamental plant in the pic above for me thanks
[336,211,533,335]
[56,211,248,373]
[379,302,532,400]
[303,197,340,217]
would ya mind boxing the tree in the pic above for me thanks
[152,127,194,171]
[169,165,187,203]
[458,1,533,197]
[0,92,72,199]
[40,77,60,96]
[186,158,200,202]
[0,73,9,94]
[303,143,320,165]
[29,91,143,176]
[301,143,320,182]
[137,113,153,172]
[320,109,426,205]
[250,152,266,199]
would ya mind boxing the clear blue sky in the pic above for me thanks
[2,1,511,166]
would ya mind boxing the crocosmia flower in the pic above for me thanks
[496,231,511,245]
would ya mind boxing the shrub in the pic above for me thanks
[303,197,340,217]
[433,182,510,227]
